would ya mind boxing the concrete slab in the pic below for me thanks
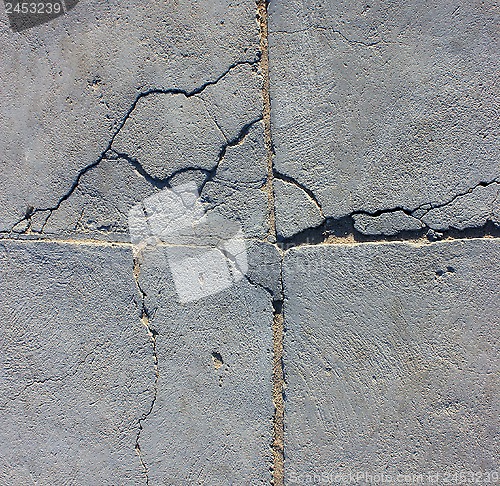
[274,179,324,240]
[269,0,499,235]
[135,245,274,485]
[282,239,500,482]
[0,0,261,232]
[0,240,154,485]
[0,236,277,484]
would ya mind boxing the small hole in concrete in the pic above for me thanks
[212,352,224,370]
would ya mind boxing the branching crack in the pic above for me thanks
[111,116,262,197]
[132,255,159,486]
[8,57,261,234]
[350,178,500,220]
[271,174,500,247]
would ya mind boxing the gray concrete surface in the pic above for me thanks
[274,179,324,240]
[0,241,154,485]
[136,246,274,484]
[0,1,274,483]
[283,240,500,483]
[0,0,261,233]
[269,0,499,235]
[0,0,499,484]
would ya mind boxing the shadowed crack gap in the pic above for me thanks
[8,56,261,234]
[277,216,500,250]
[110,117,262,194]
[132,255,159,486]
[269,173,500,247]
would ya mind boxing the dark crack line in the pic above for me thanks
[132,255,159,486]
[8,57,261,234]
[109,150,210,191]
[111,117,262,196]
[201,117,264,193]
[273,170,325,219]
[271,172,499,246]
[349,178,500,220]
[415,179,500,215]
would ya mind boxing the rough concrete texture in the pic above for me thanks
[0,0,261,232]
[421,182,500,231]
[268,0,499,235]
[0,241,154,485]
[353,211,425,236]
[136,246,274,484]
[0,1,275,483]
[1,0,499,484]
[283,240,500,481]
[274,179,324,240]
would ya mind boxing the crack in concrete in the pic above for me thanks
[277,216,500,250]
[111,117,263,193]
[132,254,159,486]
[350,178,500,220]
[3,9,498,486]
[257,0,277,246]
[273,170,326,220]
[10,115,262,236]
[8,57,261,235]
[270,171,499,245]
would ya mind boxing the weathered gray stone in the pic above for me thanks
[135,246,274,484]
[39,120,269,241]
[283,239,500,481]
[269,0,499,233]
[44,157,159,236]
[0,0,260,231]
[112,93,227,180]
[0,241,154,485]
[198,63,264,142]
[353,211,425,236]
[421,182,500,231]
[214,121,267,188]
[2,1,499,484]
[274,179,324,240]
[246,240,283,300]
